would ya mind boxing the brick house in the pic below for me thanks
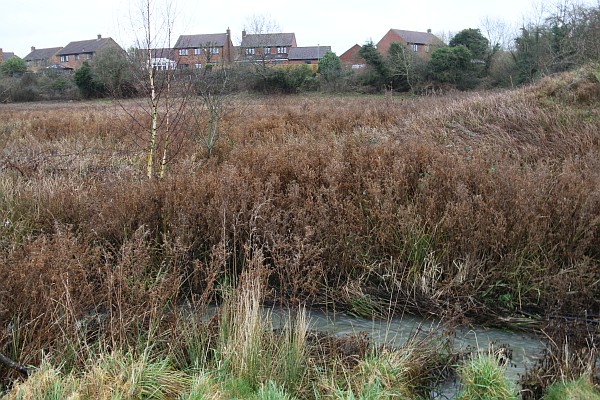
[23,46,62,72]
[376,29,443,56]
[340,44,365,69]
[0,48,16,64]
[173,30,234,69]
[288,46,331,65]
[56,35,123,69]
[238,31,297,64]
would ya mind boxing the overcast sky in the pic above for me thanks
[0,0,595,58]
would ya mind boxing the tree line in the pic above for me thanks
[1,1,598,102]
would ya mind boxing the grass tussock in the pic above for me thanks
[543,377,600,400]
[456,352,517,400]
[1,68,599,395]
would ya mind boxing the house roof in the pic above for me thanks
[3,52,15,60]
[340,44,364,63]
[389,29,439,45]
[288,46,331,60]
[174,33,229,49]
[57,37,116,55]
[241,33,296,48]
[149,48,175,60]
[24,47,62,61]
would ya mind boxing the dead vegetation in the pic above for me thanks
[0,68,599,393]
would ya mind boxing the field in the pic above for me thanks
[1,67,599,397]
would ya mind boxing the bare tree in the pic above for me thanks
[189,66,239,158]
[238,14,289,92]
[242,14,282,67]
[124,0,190,178]
[480,16,518,51]
[387,42,422,91]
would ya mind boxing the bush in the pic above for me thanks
[260,65,317,94]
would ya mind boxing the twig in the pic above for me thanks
[0,353,29,378]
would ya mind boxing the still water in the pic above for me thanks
[269,307,545,398]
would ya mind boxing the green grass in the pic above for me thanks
[543,377,600,400]
[456,353,517,400]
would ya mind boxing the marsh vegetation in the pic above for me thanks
[0,65,599,398]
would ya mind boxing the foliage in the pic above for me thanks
[91,46,136,97]
[513,2,600,83]
[429,46,476,88]
[0,56,27,77]
[261,65,317,94]
[359,42,390,90]
[318,50,342,90]
[73,61,105,98]
[450,28,491,62]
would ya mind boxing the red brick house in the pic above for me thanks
[0,49,16,65]
[340,44,365,69]
[238,31,297,64]
[56,35,123,69]
[24,46,62,72]
[173,30,234,69]
[288,46,331,65]
[376,29,443,56]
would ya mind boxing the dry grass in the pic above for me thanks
[1,69,599,391]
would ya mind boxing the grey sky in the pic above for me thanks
[0,0,592,58]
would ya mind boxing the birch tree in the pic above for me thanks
[126,0,189,178]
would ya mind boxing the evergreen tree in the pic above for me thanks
[359,42,390,90]
[74,61,105,98]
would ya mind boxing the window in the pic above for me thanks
[86,53,92,59]
[75,54,80,60]
[246,48,255,55]
[425,45,430,53]
[210,47,219,54]
[60,55,69,62]
[179,64,189,69]
[412,44,418,52]
[194,48,201,55]
[195,63,202,69]
[264,47,271,54]
[277,46,286,54]
[179,49,188,56]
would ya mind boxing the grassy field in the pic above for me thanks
[1,66,599,397]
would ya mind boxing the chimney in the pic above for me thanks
[226,27,230,37]
[31,46,36,52]
[242,30,246,38]
[97,34,102,40]
[0,48,3,63]
[427,29,432,33]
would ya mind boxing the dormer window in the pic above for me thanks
[277,47,286,54]
[246,48,255,55]
[60,55,69,62]
[179,49,188,56]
